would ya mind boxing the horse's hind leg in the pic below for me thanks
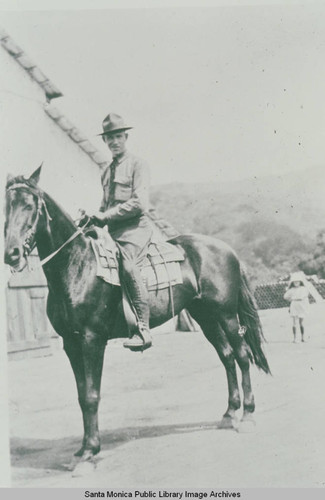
[218,312,256,431]
[187,302,241,429]
[63,329,106,461]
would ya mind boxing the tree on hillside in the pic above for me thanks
[151,184,315,285]
[299,229,325,278]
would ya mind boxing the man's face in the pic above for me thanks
[103,131,128,157]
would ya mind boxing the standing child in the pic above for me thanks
[283,274,309,343]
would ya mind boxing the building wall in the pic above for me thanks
[2,43,105,357]
[1,44,103,217]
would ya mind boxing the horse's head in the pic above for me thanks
[5,165,43,271]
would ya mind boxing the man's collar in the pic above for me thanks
[112,150,128,165]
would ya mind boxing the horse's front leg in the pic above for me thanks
[63,329,106,460]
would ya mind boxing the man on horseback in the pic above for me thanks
[87,113,153,351]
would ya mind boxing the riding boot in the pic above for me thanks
[124,323,152,351]
[292,326,296,343]
[121,263,152,351]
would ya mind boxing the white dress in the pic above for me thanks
[283,286,309,318]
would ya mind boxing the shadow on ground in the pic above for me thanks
[11,419,226,471]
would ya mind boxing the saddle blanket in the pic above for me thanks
[89,232,185,291]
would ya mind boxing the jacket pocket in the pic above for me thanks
[114,176,132,201]
[114,175,132,186]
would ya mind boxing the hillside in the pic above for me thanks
[150,166,324,286]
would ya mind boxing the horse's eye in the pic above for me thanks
[24,204,34,211]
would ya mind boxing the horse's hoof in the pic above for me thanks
[74,447,85,457]
[66,447,99,472]
[218,415,238,430]
[237,416,256,433]
[74,444,100,458]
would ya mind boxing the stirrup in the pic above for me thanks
[123,330,152,352]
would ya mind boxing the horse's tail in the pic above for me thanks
[238,267,271,374]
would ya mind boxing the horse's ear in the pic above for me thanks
[6,173,14,186]
[29,163,43,185]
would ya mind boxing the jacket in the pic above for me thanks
[99,151,153,250]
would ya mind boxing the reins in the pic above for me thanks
[38,225,86,267]
[6,182,90,270]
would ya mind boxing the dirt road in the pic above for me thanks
[8,304,325,488]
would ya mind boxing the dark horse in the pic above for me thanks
[5,166,270,467]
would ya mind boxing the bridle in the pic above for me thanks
[6,182,89,269]
[6,182,49,260]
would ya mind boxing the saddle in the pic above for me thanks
[86,226,185,291]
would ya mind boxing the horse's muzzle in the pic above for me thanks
[4,246,22,268]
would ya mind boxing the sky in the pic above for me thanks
[0,1,324,485]
[1,1,325,187]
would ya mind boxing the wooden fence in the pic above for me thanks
[254,279,325,310]
[6,253,58,360]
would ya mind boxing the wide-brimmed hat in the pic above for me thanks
[98,113,133,136]
[288,271,306,287]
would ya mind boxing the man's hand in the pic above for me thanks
[87,210,107,227]
[77,209,107,227]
